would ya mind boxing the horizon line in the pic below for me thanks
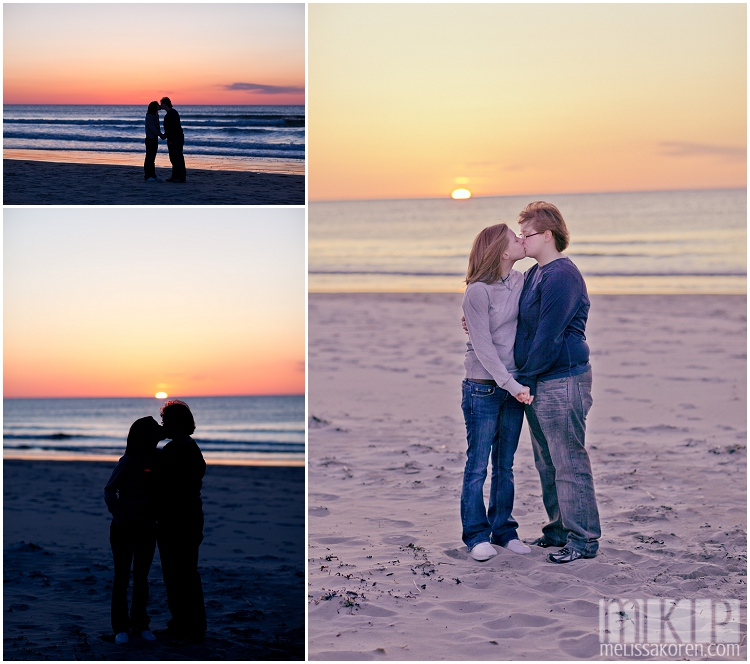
[3,102,304,107]
[309,185,747,205]
[3,393,305,400]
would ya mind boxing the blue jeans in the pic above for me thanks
[460,379,525,548]
[525,369,600,556]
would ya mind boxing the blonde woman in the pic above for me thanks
[460,223,532,562]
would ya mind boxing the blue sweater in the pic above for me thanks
[514,257,590,394]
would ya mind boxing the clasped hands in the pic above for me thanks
[461,315,534,405]
[514,387,534,405]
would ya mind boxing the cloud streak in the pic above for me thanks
[225,82,304,95]
[659,141,746,160]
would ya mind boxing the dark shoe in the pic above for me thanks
[547,546,594,564]
[166,177,176,182]
[528,536,559,548]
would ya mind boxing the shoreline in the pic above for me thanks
[307,277,747,295]
[2,451,305,467]
[3,149,304,174]
[4,158,304,205]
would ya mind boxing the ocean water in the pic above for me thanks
[3,105,304,166]
[3,396,304,464]
[309,189,747,294]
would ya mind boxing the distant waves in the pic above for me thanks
[309,189,747,294]
[3,432,304,456]
[308,268,747,277]
[3,396,305,461]
[3,105,305,161]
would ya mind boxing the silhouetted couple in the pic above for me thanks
[144,97,186,183]
[104,400,206,645]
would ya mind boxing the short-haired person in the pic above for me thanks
[155,400,207,642]
[460,224,533,561]
[159,97,186,183]
[514,201,601,563]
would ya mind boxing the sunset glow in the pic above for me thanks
[155,392,168,400]
[4,210,304,398]
[309,4,746,200]
[451,189,472,200]
[4,4,304,105]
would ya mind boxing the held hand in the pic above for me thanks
[461,316,469,335]
[515,387,532,404]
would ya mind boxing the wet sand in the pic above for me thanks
[4,460,304,660]
[3,159,304,205]
[308,293,746,660]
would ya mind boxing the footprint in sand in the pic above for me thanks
[559,634,600,658]
[309,493,340,501]
[365,517,414,529]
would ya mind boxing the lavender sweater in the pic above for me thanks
[145,113,162,139]
[462,271,525,396]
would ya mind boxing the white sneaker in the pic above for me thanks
[115,632,129,644]
[504,538,531,554]
[141,630,156,641]
[469,541,497,561]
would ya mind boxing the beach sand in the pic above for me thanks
[4,460,304,660]
[308,293,746,660]
[3,159,304,205]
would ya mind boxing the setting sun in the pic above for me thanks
[451,188,472,200]
[155,392,168,399]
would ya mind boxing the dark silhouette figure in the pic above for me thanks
[159,97,186,182]
[104,416,165,643]
[144,101,165,182]
[155,400,207,643]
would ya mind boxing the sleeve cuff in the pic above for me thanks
[500,376,524,396]
[516,375,538,396]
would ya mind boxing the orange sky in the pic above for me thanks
[4,209,305,398]
[4,4,304,105]
[309,4,746,200]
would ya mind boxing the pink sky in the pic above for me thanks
[4,4,304,105]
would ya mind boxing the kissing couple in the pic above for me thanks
[460,201,600,565]
[104,400,206,644]
[143,97,186,183]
